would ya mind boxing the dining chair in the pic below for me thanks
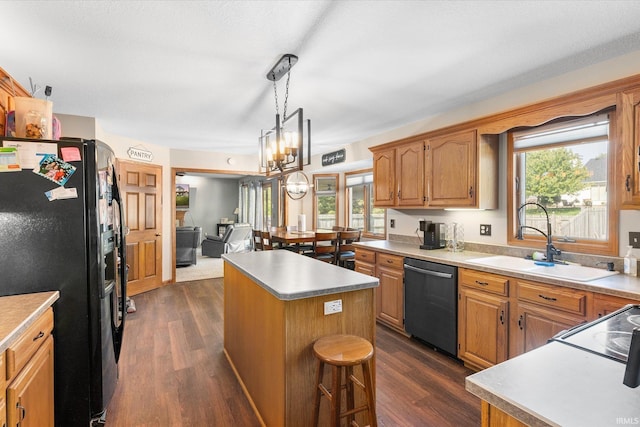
[336,230,361,268]
[260,230,273,250]
[310,231,339,263]
[253,229,264,251]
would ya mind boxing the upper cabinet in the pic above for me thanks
[618,86,640,208]
[372,140,425,207]
[371,130,498,209]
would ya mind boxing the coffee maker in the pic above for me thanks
[419,220,446,250]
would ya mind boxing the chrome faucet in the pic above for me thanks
[516,202,561,263]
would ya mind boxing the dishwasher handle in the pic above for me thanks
[404,264,453,279]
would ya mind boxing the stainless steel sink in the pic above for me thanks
[466,255,619,282]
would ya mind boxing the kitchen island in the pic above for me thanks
[466,341,640,426]
[221,250,379,427]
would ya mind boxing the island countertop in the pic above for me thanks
[0,291,59,353]
[222,250,379,300]
[466,341,640,427]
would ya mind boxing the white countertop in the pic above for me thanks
[466,341,640,427]
[354,240,640,300]
[222,250,379,300]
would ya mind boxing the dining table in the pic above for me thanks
[269,229,316,245]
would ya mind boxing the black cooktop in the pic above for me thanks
[552,304,640,363]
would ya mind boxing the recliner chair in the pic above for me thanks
[201,223,252,258]
[176,226,201,266]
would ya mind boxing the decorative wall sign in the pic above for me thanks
[321,148,345,167]
[127,146,154,162]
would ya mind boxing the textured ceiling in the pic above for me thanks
[4,1,640,156]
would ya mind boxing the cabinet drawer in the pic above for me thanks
[355,248,376,264]
[377,253,404,270]
[459,268,509,296]
[6,308,53,381]
[517,281,588,316]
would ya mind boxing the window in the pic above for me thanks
[313,174,338,230]
[508,111,617,255]
[345,170,386,238]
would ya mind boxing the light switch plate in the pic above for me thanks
[630,232,640,249]
[480,224,492,236]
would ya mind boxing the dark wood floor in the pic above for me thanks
[107,278,480,426]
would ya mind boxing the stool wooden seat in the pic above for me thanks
[313,334,377,427]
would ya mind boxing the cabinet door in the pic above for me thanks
[593,293,639,318]
[377,265,404,330]
[513,303,584,357]
[396,141,424,206]
[619,87,640,208]
[426,130,477,207]
[372,148,396,206]
[458,287,508,370]
[355,261,375,277]
[7,336,54,427]
[0,396,5,427]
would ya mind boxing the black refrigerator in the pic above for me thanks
[0,137,127,427]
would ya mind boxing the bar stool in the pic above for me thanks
[313,334,377,427]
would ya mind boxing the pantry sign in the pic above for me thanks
[127,146,154,162]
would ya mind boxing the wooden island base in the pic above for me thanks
[223,261,376,427]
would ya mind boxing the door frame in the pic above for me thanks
[171,167,252,283]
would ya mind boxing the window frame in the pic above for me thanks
[312,173,338,230]
[506,110,619,256]
[344,169,386,239]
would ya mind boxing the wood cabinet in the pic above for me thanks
[5,308,54,427]
[512,280,589,357]
[354,248,376,277]
[372,140,425,207]
[618,86,640,208]
[0,353,5,427]
[593,293,639,318]
[376,253,405,331]
[458,269,510,370]
[481,401,528,427]
[370,130,498,209]
[425,130,498,209]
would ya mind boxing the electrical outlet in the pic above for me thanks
[480,224,492,236]
[390,219,395,228]
[324,299,342,315]
[630,232,640,249]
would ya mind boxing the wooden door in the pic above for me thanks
[119,161,163,296]
[372,148,396,206]
[458,287,508,370]
[426,130,477,207]
[397,141,425,206]
[619,87,640,208]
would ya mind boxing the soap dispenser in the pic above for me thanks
[624,246,638,276]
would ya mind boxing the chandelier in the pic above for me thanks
[259,54,310,177]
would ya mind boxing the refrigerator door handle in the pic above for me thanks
[111,164,127,361]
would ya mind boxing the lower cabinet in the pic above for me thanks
[355,248,405,332]
[376,253,405,331]
[593,293,639,318]
[0,352,5,427]
[458,269,510,370]
[5,308,54,427]
[457,268,638,370]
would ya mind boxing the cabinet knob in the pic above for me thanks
[626,174,632,192]
[500,310,504,325]
[518,315,524,330]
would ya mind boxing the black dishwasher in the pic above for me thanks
[404,258,458,356]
